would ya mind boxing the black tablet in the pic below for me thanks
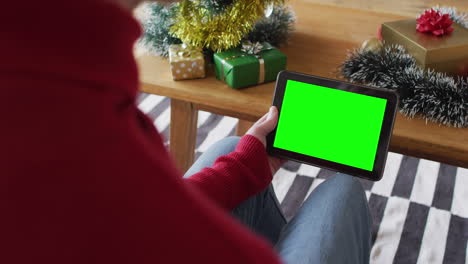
[266,71,398,181]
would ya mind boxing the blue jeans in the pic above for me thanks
[184,137,372,264]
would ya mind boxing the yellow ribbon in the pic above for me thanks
[220,48,273,84]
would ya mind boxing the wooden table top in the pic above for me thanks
[137,0,468,168]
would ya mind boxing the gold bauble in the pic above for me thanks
[361,38,384,52]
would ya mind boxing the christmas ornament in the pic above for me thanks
[377,26,383,40]
[169,0,284,52]
[360,38,383,52]
[458,63,468,77]
[264,3,274,17]
[416,8,454,36]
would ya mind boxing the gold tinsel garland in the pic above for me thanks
[170,0,284,52]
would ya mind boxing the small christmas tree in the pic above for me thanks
[140,0,295,57]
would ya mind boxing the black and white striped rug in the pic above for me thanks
[138,93,468,264]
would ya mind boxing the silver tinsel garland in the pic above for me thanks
[430,6,468,28]
[342,45,468,128]
[139,3,182,57]
[342,6,468,128]
[245,5,296,47]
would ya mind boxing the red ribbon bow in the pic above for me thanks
[416,8,454,36]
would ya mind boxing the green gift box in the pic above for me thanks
[214,42,287,89]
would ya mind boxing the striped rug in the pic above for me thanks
[138,93,468,264]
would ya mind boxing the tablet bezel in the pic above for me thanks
[266,71,399,181]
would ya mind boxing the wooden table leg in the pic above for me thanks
[236,119,255,136]
[170,98,198,173]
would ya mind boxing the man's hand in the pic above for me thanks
[246,106,286,175]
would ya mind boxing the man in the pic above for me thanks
[0,0,372,263]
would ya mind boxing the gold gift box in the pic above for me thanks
[381,19,468,75]
[169,44,206,81]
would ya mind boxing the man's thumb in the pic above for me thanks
[262,106,278,133]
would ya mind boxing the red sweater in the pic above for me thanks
[0,1,282,263]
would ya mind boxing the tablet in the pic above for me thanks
[266,71,398,181]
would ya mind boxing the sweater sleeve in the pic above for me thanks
[184,135,273,210]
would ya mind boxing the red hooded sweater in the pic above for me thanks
[0,1,282,263]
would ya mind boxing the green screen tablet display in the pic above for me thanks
[273,80,387,171]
